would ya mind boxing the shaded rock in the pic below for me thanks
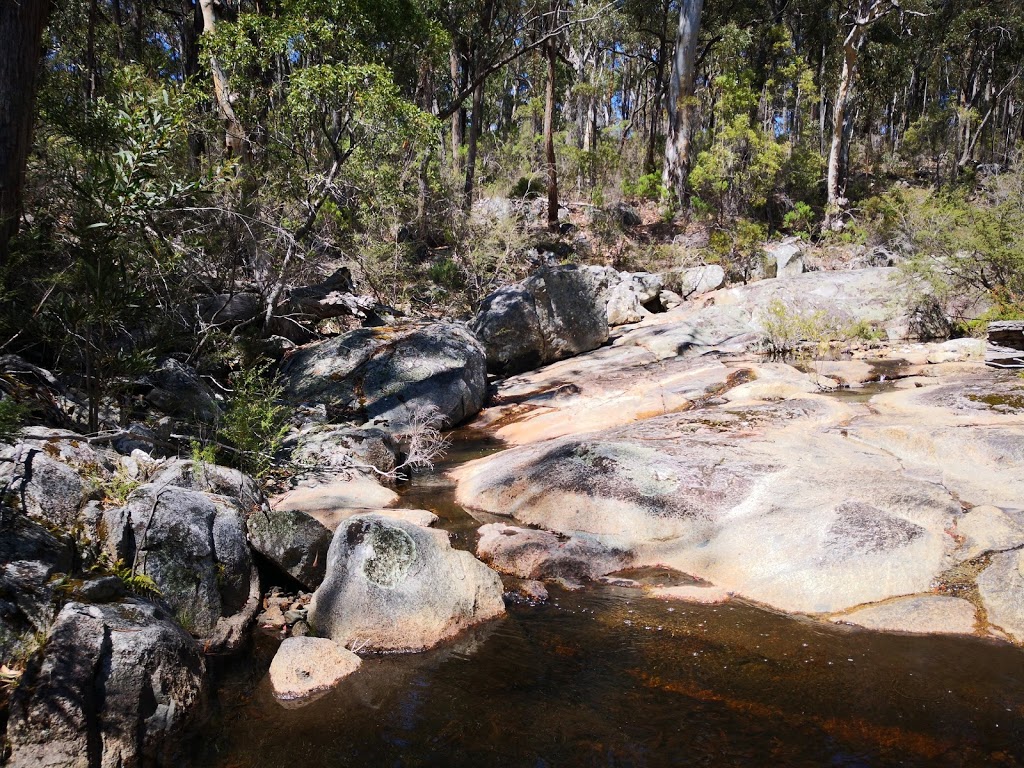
[471,266,610,376]
[102,484,260,651]
[284,323,486,430]
[833,595,977,635]
[198,292,262,329]
[246,506,333,591]
[309,514,505,652]
[977,550,1024,643]
[0,515,75,662]
[6,600,206,768]
[144,358,222,423]
[476,523,632,588]
[269,636,361,706]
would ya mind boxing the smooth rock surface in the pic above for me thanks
[456,397,963,615]
[977,550,1024,643]
[833,595,978,635]
[309,514,505,652]
[269,636,361,705]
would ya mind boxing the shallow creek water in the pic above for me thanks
[198,432,1024,768]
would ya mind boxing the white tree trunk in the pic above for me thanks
[662,0,704,206]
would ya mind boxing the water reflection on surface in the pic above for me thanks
[199,431,1024,768]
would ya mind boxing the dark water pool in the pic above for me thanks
[197,433,1024,768]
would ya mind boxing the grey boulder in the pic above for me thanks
[102,484,260,652]
[471,265,610,375]
[6,599,207,768]
[309,514,505,653]
[284,323,487,430]
[246,506,333,591]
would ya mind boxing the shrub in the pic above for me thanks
[218,363,290,479]
[0,399,26,444]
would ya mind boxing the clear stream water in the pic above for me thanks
[198,432,1024,768]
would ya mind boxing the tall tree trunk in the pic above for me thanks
[643,32,669,174]
[0,0,51,266]
[450,45,465,175]
[544,0,560,231]
[199,0,245,159]
[462,78,485,208]
[662,0,704,206]
[826,25,864,222]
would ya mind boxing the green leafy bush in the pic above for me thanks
[219,363,290,479]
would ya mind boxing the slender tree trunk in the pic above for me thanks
[462,78,485,208]
[643,32,669,174]
[662,0,704,206]
[826,25,864,222]
[0,0,51,266]
[199,0,245,159]
[450,45,465,175]
[544,0,560,231]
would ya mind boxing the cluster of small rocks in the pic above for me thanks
[258,588,312,637]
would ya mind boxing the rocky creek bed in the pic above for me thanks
[3,264,1024,766]
[196,432,1024,767]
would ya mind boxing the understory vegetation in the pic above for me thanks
[0,0,1021,475]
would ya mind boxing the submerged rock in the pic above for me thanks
[833,595,978,635]
[309,514,505,653]
[6,600,207,768]
[269,636,361,705]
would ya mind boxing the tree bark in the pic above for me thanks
[0,0,51,266]
[826,25,864,220]
[662,0,704,206]
[544,0,560,231]
[199,0,246,159]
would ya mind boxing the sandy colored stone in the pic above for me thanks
[977,551,1024,643]
[833,595,977,635]
[308,507,438,532]
[650,585,732,604]
[956,505,1024,558]
[271,475,399,514]
[269,637,361,704]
